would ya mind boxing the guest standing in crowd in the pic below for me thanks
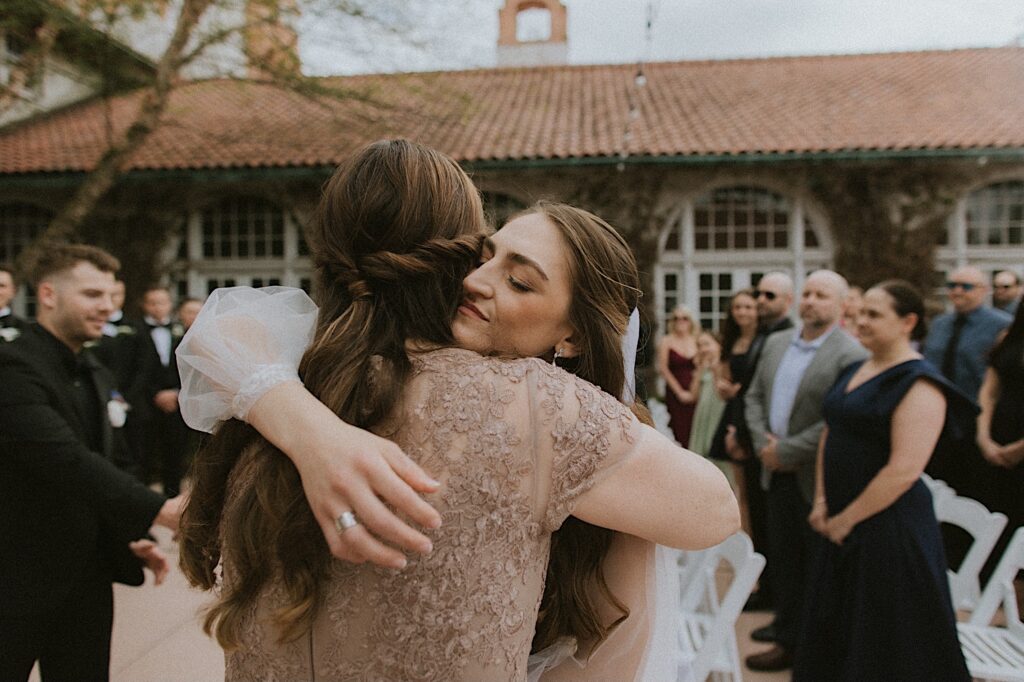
[176,297,204,332]
[0,263,27,337]
[842,285,864,336]
[797,280,972,682]
[925,266,1013,401]
[743,270,867,672]
[657,305,699,446]
[975,300,1024,582]
[0,244,182,681]
[922,265,1010,565]
[132,286,189,496]
[708,289,761,571]
[688,330,726,457]
[992,269,1021,316]
[93,280,137,427]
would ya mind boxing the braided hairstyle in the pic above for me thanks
[180,139,486,648]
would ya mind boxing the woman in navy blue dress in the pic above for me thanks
[795,280,973,682]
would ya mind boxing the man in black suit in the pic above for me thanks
[0,263,27,338]
[131,286,189,497]
[93,279,136,383]
[0,244,182,681]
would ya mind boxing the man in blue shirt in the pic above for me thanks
[922,265,1010,568]
[992,270,1021,317]
[924,266,1012,400]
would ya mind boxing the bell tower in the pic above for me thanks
[497,0,568,68]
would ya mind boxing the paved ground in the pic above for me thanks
[30,527,786,682]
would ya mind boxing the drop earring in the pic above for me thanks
[552,347,563,365]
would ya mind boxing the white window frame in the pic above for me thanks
[654,185,833,335]
[170,197,312,298]
[936,178,1024,307]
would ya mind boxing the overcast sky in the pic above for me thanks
[298,0,1024,76]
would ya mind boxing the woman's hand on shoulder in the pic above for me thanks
[296,422,442,568]
[247,383,442,569]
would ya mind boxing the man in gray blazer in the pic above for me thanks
[743,270,868,672]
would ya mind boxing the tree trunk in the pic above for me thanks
[32,0,215,248]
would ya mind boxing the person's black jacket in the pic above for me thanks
[0,324,165,619]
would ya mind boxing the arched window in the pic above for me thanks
[693,186,791,251]
[173,197,312,298]
[516,7,552,42]
[936,179,1024,301]
[656,185,832,332]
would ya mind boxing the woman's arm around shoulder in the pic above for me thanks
[176,286,441,567]
[532,366,739,550]
[572,425,740,550]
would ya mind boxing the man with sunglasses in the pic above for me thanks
[754,272,795,335]
[992,270,1021,316]
[924,266,1011,401]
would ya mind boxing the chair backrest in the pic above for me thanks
[677,547,717,612]
[922,473,955,507]
[647,398,674,439]
[689,532,766,682]
[934,493,1008,611]
[969,526,1024,639]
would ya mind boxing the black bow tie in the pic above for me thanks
[147,321,171,330]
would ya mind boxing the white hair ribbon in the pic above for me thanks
[620,307,641,404]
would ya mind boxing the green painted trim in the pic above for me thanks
[463,147,1024,170]
[0,166,336,189]
[2,147,1022,188]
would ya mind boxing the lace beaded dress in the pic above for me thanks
[219,348,644,681]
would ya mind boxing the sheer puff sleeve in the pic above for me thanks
[529,363,643,533]
[176,286,318,433]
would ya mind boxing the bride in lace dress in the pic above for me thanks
[178,140,738,681]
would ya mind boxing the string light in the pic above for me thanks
[617,0,659,172]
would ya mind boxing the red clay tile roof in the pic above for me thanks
[2,47,1023,174]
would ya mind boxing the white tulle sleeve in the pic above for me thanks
[176,286,318,433]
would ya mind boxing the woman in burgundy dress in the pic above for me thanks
[657,305,699,445]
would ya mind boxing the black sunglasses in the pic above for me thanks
[945,281,978,291]
[754,290,778,301]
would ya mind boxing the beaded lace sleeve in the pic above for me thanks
[532,364,641,532]
[176,286,317,433]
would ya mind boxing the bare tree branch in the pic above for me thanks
[30,0,215,249]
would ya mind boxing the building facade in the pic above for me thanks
[1,2,1023,335]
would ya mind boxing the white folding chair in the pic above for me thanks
[647,398,675,440]
[934,492,1008,612]
[958,526,1024,681]
[922,473,956,507]
[677,532,765,682]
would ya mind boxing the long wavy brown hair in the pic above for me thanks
[524,202,650,653]
[179,139,486,647]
